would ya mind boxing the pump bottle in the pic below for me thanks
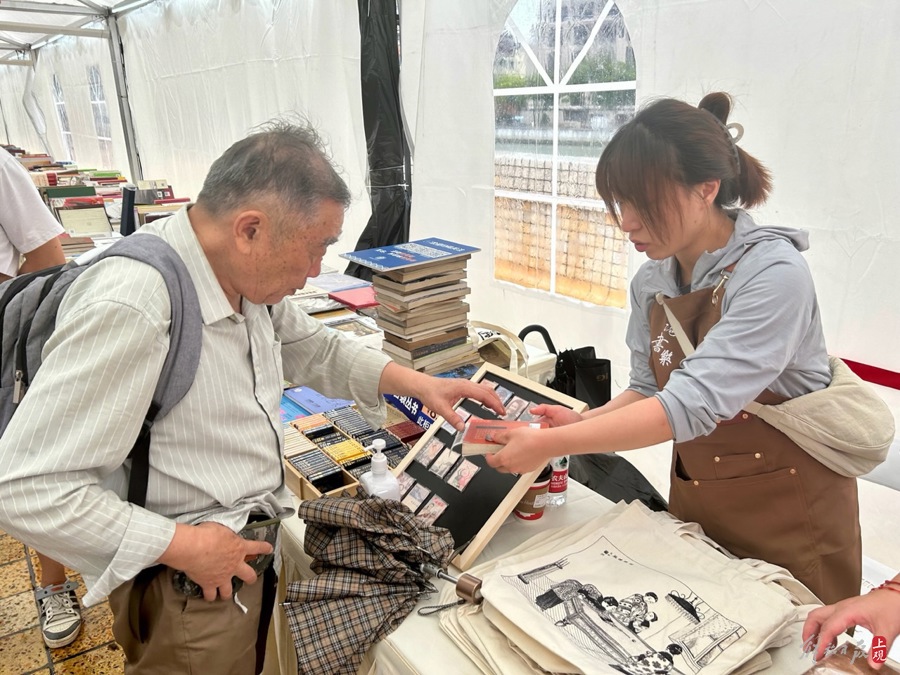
[360,439,401,501]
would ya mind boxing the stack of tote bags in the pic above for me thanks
[438,501,821,675]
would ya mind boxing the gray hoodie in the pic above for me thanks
[626,209,831,442]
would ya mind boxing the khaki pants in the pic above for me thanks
[109,566,268,675]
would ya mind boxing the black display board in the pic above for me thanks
[394,362,588,570]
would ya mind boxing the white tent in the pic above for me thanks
[1,0,898,565]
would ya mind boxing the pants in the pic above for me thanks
[109,566,277,675]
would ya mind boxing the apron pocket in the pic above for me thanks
[713,452,769,480]
[670,467,818,577]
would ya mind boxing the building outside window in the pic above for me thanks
[50,74,76,162]
[87,65,114,169]
[493,0,635,308]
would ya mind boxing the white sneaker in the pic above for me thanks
[35,580,82,648]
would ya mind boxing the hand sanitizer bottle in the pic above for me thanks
[360,439,401,501]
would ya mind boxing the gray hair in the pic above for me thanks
[196,119,351,222]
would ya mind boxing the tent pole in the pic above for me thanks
[106,13,142,181]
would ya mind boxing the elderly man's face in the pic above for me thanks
[246,199,344,305]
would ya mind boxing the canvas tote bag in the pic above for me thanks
[439,501,817,675]
[656,294,896,477]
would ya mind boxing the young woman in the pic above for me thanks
[486,92,861,605]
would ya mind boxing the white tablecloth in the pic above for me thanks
[266,481,814,675]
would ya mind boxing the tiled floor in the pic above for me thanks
[0,529,124,675]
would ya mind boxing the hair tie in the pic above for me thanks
[704,110,742,176]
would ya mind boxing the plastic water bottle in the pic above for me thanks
[546,455,568,507]
[360,439,401,501]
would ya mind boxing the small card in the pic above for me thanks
[495,385,515,405]
[429,448,462,479]
[414,438,444,468]
[396,471,415,498]
[504,396,530,420]
[402,483,431,513]
[447,458,480,492]
[417,495,449,526]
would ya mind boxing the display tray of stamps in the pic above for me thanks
[282,406,411,499]
[392,362,588,571]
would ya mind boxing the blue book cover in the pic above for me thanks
[279,395,308,423]
[339,238,480,272]
[284,386,353,414]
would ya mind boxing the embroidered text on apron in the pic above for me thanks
[648,275,861,605]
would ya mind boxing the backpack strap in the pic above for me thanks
[91,234,203,507]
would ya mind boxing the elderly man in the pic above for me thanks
[0,122,501,674]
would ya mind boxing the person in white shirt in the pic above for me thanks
[0,145,82,649]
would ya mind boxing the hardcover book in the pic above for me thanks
[376,285,471,313]
[381,334,469,360]
[372,268,466,295]
[380,257,471,283]
[383,326,469,352]
[340,238,479,273]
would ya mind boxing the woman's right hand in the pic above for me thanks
[529,404,583,427]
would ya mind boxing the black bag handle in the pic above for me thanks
[517,324,557,355]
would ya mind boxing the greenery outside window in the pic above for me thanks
[493,0,635,308]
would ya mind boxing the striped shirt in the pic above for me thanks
[0,206,391,605]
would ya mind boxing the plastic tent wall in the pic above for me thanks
[0,0,896,383]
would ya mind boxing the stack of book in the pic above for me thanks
[341,238,482,375]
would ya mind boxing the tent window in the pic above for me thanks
[87,65,114,170]
[50,74,76,162]
[493,0,635,308]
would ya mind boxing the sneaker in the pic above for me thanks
[35,580,82,648]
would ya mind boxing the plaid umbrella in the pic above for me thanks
[283,497,455,675]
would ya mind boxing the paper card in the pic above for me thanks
[429,448,462,479]
[402,483,431,513]
[414,438,444,468]
[396,471,416,498]
[447,458,481,492]
[495,385,515,405]
[516,404,540,422]
[456,407,472,422]
[417,495,449,526]
[504,396,530,420]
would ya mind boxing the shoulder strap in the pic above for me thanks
[655,254,767,418]
[92,234,203,507]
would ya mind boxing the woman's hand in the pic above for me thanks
[483,426,553,474]
[802,586,900,669]
[529,403,583,427]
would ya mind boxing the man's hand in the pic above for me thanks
[158,522,273,601]
[416,377,505,431]
[483,425,551,474]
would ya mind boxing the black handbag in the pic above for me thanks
[518,324,611,409]
[517,324,668,512]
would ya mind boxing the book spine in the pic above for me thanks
[406,336,468,359]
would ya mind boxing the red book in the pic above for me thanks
[461,418,547,455]
[328,285,378,310]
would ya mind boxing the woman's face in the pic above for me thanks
[617,183,716,261]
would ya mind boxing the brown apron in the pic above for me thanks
[649,277,861,605]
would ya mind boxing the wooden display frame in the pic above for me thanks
[393,362,587,571]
